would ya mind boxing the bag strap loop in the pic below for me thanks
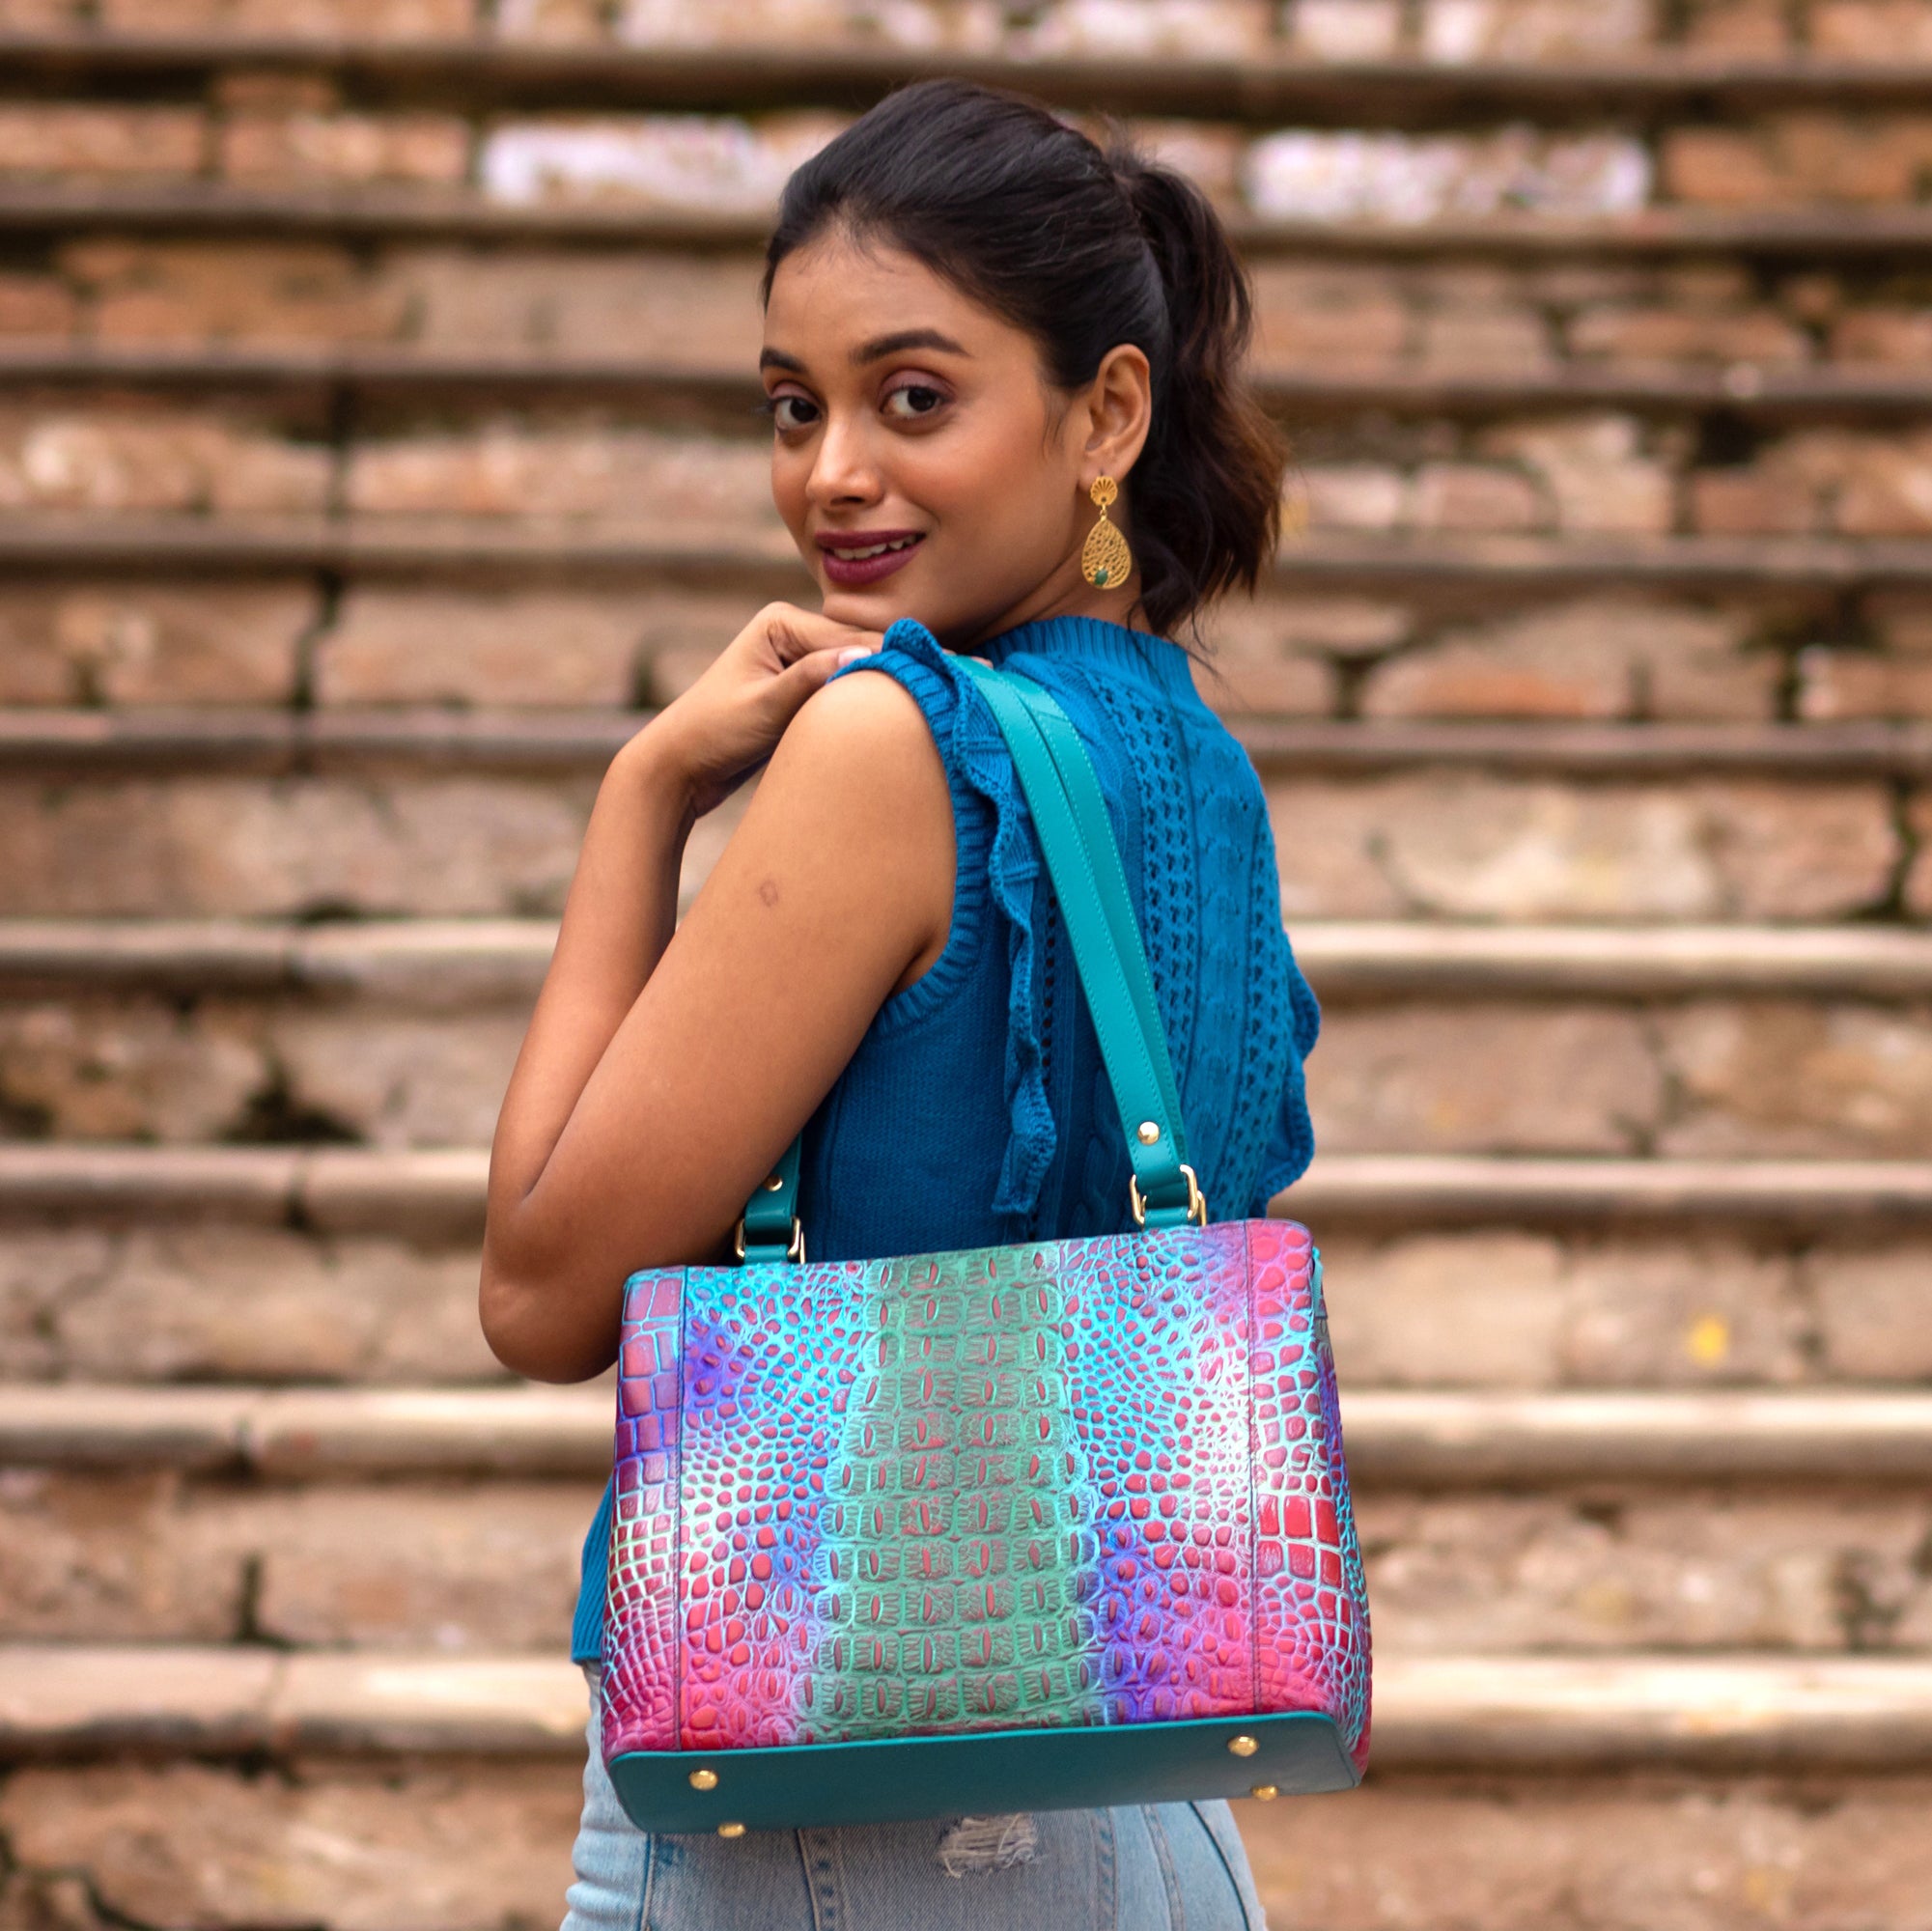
[735,653,1204,1264]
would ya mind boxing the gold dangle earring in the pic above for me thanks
[1080,475,1133,590]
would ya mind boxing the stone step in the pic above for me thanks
[11,1209,1919,1393]
[3,1643,1929,1769]
[8,28,1932,118]
[11,935,1932,1156]
[3,1146,1929,1234]
[10,1384,1931,1484]
[10,1461,1928,1655]
[5,179,1932,256]
[5,708,1929,775]
[9,916,1931,998]
[14,518,1932,602]
[16,341,1932,424]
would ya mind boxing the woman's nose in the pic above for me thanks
[806,413,885,508]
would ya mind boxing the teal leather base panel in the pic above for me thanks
[608,1712,1358,1833]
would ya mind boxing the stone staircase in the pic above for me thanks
[4,3,1932,1926]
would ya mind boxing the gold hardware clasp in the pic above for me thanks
[733,1216,804,1263]
[688,1767,718,1791]
[1227,1734,1259,1757]
[1129,1163,1206,1229]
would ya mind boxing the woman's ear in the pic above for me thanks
[1080,343,1153,488]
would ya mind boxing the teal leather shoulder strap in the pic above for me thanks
[952,658,1200,1229]
[737,653,1204,1261]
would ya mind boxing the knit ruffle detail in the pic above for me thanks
[873,618,1057,1219]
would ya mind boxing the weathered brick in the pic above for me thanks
[1274,775,1895,921]
[219,112,472,186]
[495,0,608,41]
[0,0,88,24]
[315,589,645,708]
[0,582,313,706]
[0,1471,244,1642]
[1830,434,1932,536]
[1244,127,1651,223]
[0,1228,113,1382]
[1360,1493,1928,1651]
[1016,0,1274,57]
[1414,302,1553,371]
[1250,264,1411,373]
[343,424,773,528]
[1418,0,1656,60]
[1125,121,1246,209]
[1312,1003,1663,1153]
[1905,789,1932,916]
[1666,114,1932,206]
[1294,462,1408,531]
[238,1482,601,1648]
[1568,303,1809,365]
[0,777,596,918]
[0,406,329,516]
[0,1761,580,1931]
[41,1228,503,1385]
[0,106,206,179]
[0,274,75,338]
[1284,0,1404,57]
[1265,1229,1815,1386]
[1657,999,1932,1159]
[100,0,475,29]
[480,111,847,210]
[616,0,1005,48]
[1798,645,1932,717]
[1239,1776,1932,1931]
[1407,462,1545,534]
[1690,466,1821,536]
[1808,1242,1932,1383]
[1833,305,1932,365]
[0,996,268,1142]
[1364,596,1775,720]
[63,239,406,346]
[1475,415,1676,534]
[388,247,764,364]
[1813,0,1932,55]
[633,590,771,702]
[1186,597,1337,714]
[1680,0,1791,48]
[266,1008,528,1146]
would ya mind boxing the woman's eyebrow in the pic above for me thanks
[759,347,806,373]
[854,327,969,364]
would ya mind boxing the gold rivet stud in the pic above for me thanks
[1249,1783,1279,1802]
[1136,1121,1161,1145]
[1227,1734,1259,1758]
[763,1174,784,1191]
[688,1767,718,1791]
[717,1821,745,1839]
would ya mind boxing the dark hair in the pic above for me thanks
[761,79,1284,639]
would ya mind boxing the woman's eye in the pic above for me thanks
[769,394,820,432]
[883,384,946,421]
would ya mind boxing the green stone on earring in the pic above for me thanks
[1093,567,1108,586]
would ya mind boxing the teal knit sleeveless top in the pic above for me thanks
[569,611,1320,1661]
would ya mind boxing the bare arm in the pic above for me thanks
[479,602,955,1383]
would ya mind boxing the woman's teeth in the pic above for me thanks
[830,536,919,560]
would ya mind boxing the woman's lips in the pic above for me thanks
[816,530,925,588]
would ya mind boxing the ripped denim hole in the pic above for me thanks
[937,1812,1039,1877]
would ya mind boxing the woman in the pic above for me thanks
[481,76,1320,1931]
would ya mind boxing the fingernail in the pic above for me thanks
[837,644,876,665]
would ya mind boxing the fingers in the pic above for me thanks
[757,602,883,667]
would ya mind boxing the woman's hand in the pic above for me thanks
[638,602,884,820]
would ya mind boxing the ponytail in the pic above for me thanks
[762,79,1286,637]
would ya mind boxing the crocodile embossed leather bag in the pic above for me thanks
[598,658,1371,1833]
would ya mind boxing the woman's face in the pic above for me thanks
[760,231,1149,649]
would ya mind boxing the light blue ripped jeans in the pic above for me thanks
[562,1664,1270,1931]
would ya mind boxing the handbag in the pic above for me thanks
[599,655,1371,1833]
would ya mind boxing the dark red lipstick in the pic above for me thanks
[814,528,926,588]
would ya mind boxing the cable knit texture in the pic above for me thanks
[571,611,1319,1662]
